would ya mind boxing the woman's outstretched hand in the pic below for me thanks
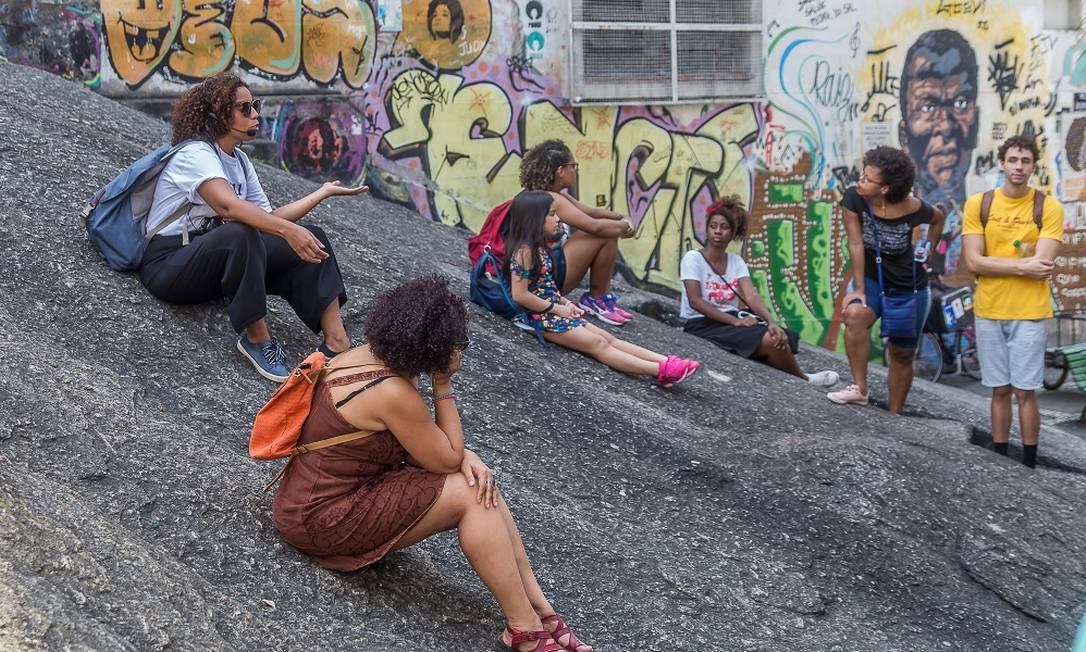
[461,449,499,509]
[322,181,369,198]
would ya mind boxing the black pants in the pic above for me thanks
[140,222,347,334]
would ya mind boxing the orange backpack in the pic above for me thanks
[249,351,380,490]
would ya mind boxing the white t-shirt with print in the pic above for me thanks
[145,141,272,237]
[678,250,750,320]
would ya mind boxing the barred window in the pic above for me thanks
[570,0,763,104]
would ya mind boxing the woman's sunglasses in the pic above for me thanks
[457,337,471,351]
[234,99,263,116]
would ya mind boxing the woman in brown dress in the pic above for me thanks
[272,275,591,652]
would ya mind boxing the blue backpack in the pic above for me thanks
[469,245,549,347]
[469,246,520,319]
[80,140,200,272]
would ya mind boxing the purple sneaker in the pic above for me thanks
[578,293,628,325]
[600,293,633,321]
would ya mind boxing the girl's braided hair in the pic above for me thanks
[520,139,572,190]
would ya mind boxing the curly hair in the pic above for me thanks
[364,275,469,378]
[863,146,916,203]
[998,134,1040,162]
[705,195,749,240]
[170,73,247,146]
[520,139,572,190]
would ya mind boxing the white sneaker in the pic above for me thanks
[827,383,869,405]
[806,370,839,387]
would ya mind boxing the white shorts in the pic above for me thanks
[974,317,1048,390]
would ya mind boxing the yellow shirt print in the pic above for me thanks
[961,189,1065,320]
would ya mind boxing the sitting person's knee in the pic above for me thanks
[304,224,330,244]
[218,221,262,246]
[585,333,611,355]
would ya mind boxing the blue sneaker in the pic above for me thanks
[577,293,628,326]
[236,335,291,382]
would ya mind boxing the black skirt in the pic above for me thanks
[683,317,799,359]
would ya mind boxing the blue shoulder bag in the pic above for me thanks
[868,203,920,339]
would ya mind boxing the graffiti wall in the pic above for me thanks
[0,1,101,88]
[11,0,1086,346]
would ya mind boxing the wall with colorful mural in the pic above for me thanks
[8,0,1086,348]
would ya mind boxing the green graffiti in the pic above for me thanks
[766,220,823,342]
[768,182,804,204]
[768,219,794,268]
[750,270,780,324]
[749,239,766,258]
[805,201,834,324]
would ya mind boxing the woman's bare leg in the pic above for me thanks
[560,231,616,296]
[545,325,658,376]
[842,304,877,394]
[495,495,592,652]
[318,299,351,352]
[393,474,545,647]
[753,332,805,378]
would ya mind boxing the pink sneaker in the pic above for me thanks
[601,293,634,321]
[578,293,628,326]
[827,384,869,405]
[681,358,701,381]
[667,355,700,381]
[657,356,696,387]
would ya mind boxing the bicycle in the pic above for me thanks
[1043,310,1086,390]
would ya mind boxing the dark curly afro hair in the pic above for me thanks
[364,274,469,378]
[705,194,749,240]
[170,73,246,146]
[863,146,916,203]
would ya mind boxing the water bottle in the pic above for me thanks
[913,240,931,263]
[1012,239,1034,257]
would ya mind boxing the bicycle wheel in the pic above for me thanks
[1044,350,1068,390]
[958,328,983,381]
[913,332,943,384]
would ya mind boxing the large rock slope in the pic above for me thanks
[0,62,1084,651]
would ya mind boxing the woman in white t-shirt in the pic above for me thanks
[139,74,367,383]
[680,196,838,386]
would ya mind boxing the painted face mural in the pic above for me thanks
[394,0,490,69]
[101,0,180,87]
[427,0,463,42]
[898,29,979,212]
[278,102,367,186]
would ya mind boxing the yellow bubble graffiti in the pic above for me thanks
[170,0,235,79]
[101,0,181,86]
[231,0,301,77]
[301,0,376,87]
[101,0,375,88]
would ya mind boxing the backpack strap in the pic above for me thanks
[979,190,995,230]
[1032,190,1046,232]
[262,428,378,492]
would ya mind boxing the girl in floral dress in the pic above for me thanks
[503,191,699,386]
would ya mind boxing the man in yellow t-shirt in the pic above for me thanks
[962,135,1063,469]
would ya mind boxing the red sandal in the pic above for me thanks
[497,626,564,652]
[541,614,593,652]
